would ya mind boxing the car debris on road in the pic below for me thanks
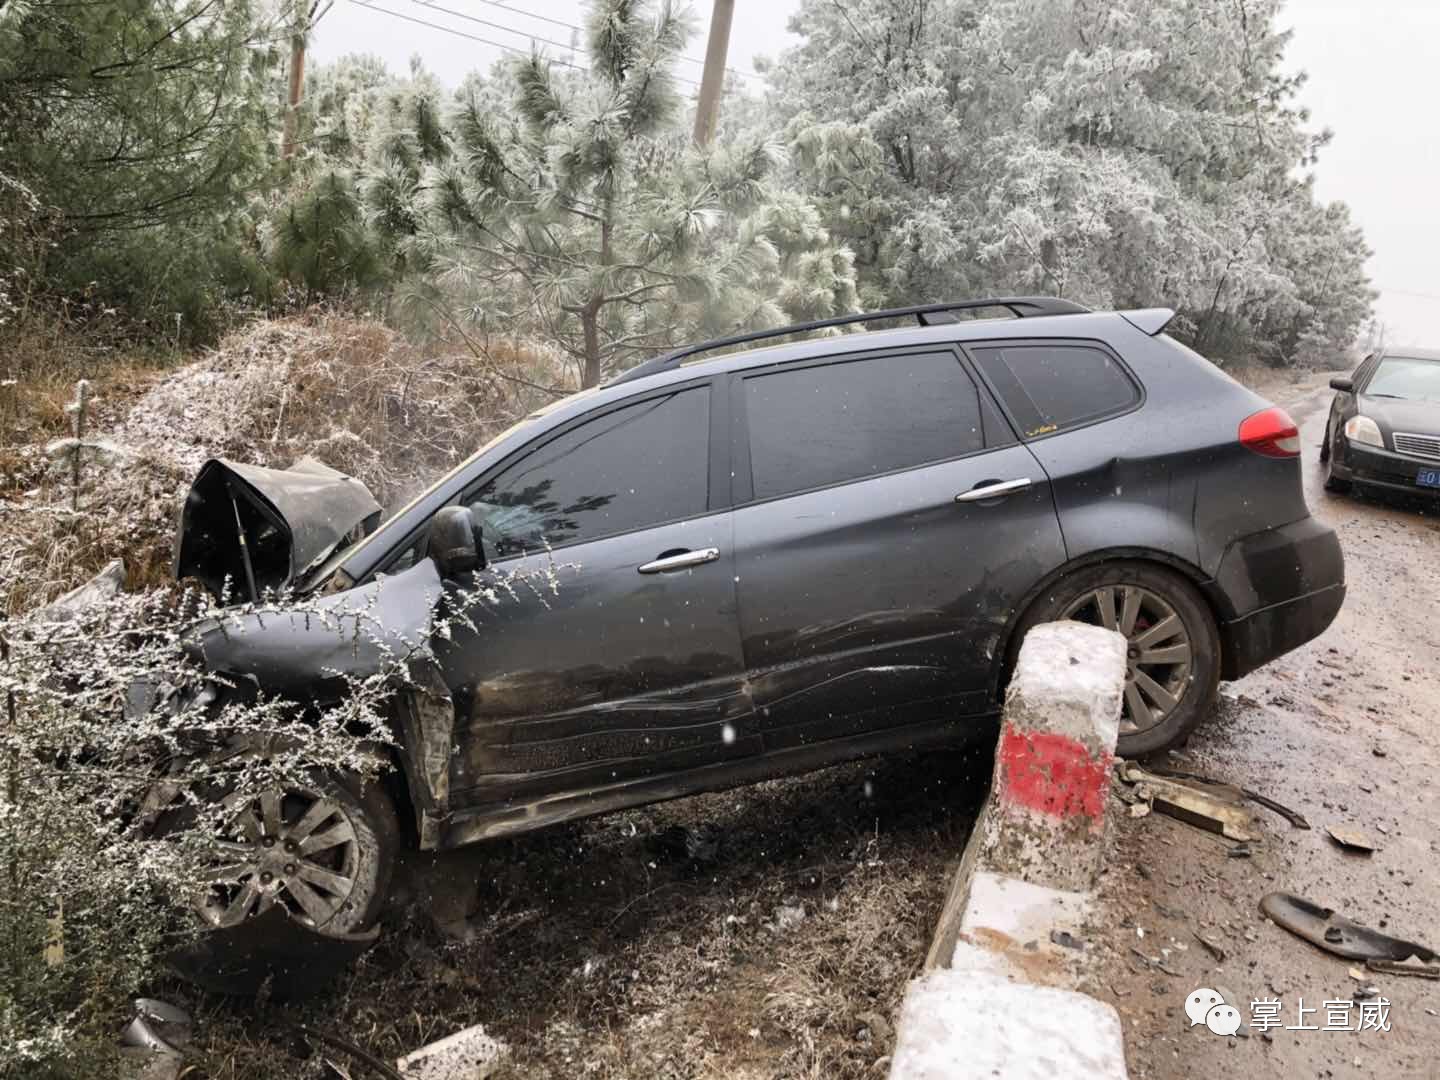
[1326,824,1381,853]
[1260,892,1440,974]
[1114,762,1259,843]
[1147,765,1311,829]
[395,1022,508,1080]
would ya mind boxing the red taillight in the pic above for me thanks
[1238,407,1301,458]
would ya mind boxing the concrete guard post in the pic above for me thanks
[890,622,1130,1080]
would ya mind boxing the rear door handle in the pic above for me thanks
[638,547,721,574]
[955,477,1032,503]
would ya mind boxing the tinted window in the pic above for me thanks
[971,344,1138,438]
[467,387,709,557]
[743,351,985,500]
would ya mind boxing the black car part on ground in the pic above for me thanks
[174,457,381,601]
[1261,892,1439,967]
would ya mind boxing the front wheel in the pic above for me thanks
[1010,563,1221,758]
[1322,432,1351,493]
[156,771,399,937]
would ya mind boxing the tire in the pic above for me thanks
[1322,444,1351,493]
[1320,423,1352,493]
[1009,562,1221,758]
[156,770,399,936]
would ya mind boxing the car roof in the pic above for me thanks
[1379,346,1440,362]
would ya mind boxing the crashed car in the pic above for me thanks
[158,297,1346,982]
[1322,346,1440,498]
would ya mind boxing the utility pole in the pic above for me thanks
[692,0,735,146]
[281,0,308,159]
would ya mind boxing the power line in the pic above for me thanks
[470,0,579,33]
[461,0,757,79]
[348,0,704,88]
[410,0,580,59]
[346,0,592,76]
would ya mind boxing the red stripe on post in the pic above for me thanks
[997,728,1112,827]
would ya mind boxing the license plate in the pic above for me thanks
[1418,466,1440,489]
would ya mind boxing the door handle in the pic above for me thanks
[955,477,1032,503]
[637,547,721,574]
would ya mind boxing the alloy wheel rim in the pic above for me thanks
[197,786,361,930]
[1062,584,1193,735]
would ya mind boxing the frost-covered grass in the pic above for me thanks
[0,311,568,614]
[0,548,566,1078]
[0,310,572,1075]
[0,582,392,1077]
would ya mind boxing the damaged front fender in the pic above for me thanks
[180,557,459,848]
[182,559,444,696]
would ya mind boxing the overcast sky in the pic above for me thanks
[314,0,1440,347]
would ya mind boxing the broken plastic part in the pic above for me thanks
[1117,762,1259,842]
[174,457,381,600]
[1260,892,1439,965]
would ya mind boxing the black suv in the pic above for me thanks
[176,297,1345,951]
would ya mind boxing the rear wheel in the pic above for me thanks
[1010,562,1221,758]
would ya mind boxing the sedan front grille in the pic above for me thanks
[1394,432,1440,462]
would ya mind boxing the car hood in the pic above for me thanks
[1358,395,1440,438]
[174,457,381,600]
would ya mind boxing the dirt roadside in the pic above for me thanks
[1087,373,1440,1079]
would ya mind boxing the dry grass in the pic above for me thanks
[1,311,570,614]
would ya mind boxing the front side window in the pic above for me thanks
[971,343,1139,438]
[743,350,986,500]
[466,387,710,558]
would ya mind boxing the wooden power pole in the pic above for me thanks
[692,0,735,146]
[281,0,308,159]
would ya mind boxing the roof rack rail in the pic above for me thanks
[608,296,1089,386]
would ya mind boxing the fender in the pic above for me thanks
[989,547,1218,702]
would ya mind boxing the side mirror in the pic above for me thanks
[428,506,483,577]
[1330,376,1354,393]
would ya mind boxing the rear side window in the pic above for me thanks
[466,387,710,557]
[971,343,1139,438]
[743,350,985,500]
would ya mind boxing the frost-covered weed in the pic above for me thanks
[0,544,565,1078]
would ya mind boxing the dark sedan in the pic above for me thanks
[1323,347,1440,498]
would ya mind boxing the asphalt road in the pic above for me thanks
[1091,372,1440,1079]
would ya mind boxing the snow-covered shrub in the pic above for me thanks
[0,549,564,1078]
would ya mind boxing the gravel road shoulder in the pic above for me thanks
[1086,374,1440,1080]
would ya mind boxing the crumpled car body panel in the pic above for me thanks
[181,559,443,697]
[174,456,381,600]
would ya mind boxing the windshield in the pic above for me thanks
[301,387,597,588]
[1364,357,1440,403]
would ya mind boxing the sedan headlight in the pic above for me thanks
[1344,415,1384,449]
